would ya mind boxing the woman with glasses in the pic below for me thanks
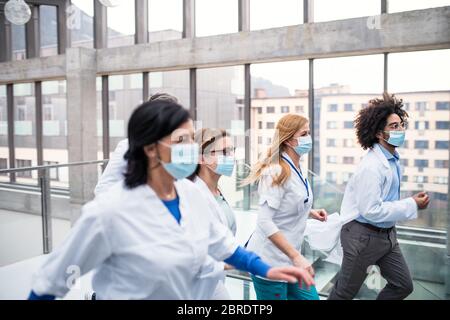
[328,93,430,300]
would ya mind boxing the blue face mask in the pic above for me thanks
[160,142,199,180]
[293,135,313,155]
[384,130,405,147]
[214,155,235,177]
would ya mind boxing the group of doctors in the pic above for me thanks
[28,92,429,300]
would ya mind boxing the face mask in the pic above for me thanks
[293,135,313,155]
[383,130,405,147]
[213,155,235,177]
[159,142,199,180]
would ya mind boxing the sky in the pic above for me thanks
[70,0,450,94]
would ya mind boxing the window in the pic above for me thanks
[414,176,428,183]
[196,0,238,37]
[267,137,272,144]
[148,0,183,42]
[342,172,352,183]
[436,121,449,130]
[415,121,429,130]
[435,141,449,150]
[435,160,449,169]
[0,158,7,175]
[148,70,190,109]
[415,101,428,111]
[326,172,337,183]
[414,160,429,168]
[343,121,354,129]
[11,23,25,61]
[327,139,336,147]
[434,176,449,185]
[257,136,263,144]
[403,102,410,111]
[327,121,337,129]
[343,157,354,164]
[107,1,135,48]
[314,0,380,22]
[16,159,32,178]
[327,104,338,112]
[295,106,304,113]
[344,103,354,111]
[258,121,263,129]
[414,140,429,149]
[327,156,337,164]
[251,0,303,30]
[402,176,408,182]
[266,122,275,129]
[40,6,58,57]
[266,106,275,114]
[281,106,290,113]
[257,107,262,114]
[436,101,449,110]
[400,159,409,166]
[71,0,94,49]
[343,139,354,147]
[43,161,59,181]
[389,0,450,13]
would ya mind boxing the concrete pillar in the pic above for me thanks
[65,47,98,224]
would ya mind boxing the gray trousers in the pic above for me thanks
[328,220,414,300]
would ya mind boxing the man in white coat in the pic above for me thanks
[328,93,430,300]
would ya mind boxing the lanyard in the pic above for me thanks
[281,155,309,203]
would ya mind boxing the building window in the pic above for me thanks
[266,106,275,113]
[414,159,429,168]
[326,172,337,183]
[413,176,428,183]
[435,141,449,150]
[267,137,272,144]
[266,122,275,129]
[16,159,32,178]
[436,121,449,130]
[343,121,354,129]
[281,106,290,113]
[343,156,354,164]
[400,159,409,166]
[403,102,410,111]
[295,105,304,113]
[414,140,429,149]
[327,121,337,129]
[435,160,449,169]
[415,101,428,111]
[43,161,59,181]
[327,156,337,164]
[327,139,336,147]
[0,158,7,175]
[257,136,263,144]
[343,139,354,147]
[327,104,338,112]
[361,103,368,109]
[414,121,429,130]
[258,121,263,129]
[342,172,352,183]
[434,176,448,185]
[257,107,262,114]
[435,102,449,111]
[401,175,408,182]
[344,103,353,111]
[43,105,54,121]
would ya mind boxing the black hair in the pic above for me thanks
[124,99,191,188]
[355,92,409,150]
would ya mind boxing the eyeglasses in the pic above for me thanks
[386,122,408,130]
[209,147,236,157]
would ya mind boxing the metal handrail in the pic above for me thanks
[0,159,109,174]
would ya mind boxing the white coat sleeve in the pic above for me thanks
[257,202,280,237]
[354,167,418,223]
[31,201,112,297]
[94,139,128,197]
[258,166,286,210]
[207,208,240,262]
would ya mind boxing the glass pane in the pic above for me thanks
[107,0,135,48]
[13,83,37,186]
[40,5,58,57]
[42,81,68,189]
[148,0,183,42]
[250,0,303,30]
[250,61,310,208]
[148,70,190,109]
[97,77,103,160]
[108,74,143,153]
[11,24,26,61]
[197,66,245,208]
[389,0,450,13]
[313,55,384,214]
[70,0,94,49]
[314,0,380,22]
[196,0,238,37]
[0,85,8,183]
[389,49,450,230]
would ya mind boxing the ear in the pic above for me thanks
[143,144,157,159]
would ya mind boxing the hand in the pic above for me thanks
[292,255,315,277]
[266,266,315,289]
[412,192,430,210]
[310,209,328,222]
[224,263,234,271]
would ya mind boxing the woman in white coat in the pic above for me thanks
[190,128,238,299]
[28,99,314,300]
[244,114,328,300]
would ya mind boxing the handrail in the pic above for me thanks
[0,159,109,174]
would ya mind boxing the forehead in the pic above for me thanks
[386,113,402,123]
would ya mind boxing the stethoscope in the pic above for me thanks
[281,155,310,204]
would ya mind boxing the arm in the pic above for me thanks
[355,168,418,223]
[94,139,128,197]
[29,201,112,299]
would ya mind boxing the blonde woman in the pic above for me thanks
[244,114,327,300]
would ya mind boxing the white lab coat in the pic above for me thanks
[94,139,128,197]
[246,153,313,268]
[304,144,419,266]
[31,179,239,300]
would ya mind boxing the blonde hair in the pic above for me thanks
[243,113,309,187]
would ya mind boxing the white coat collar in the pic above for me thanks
[371,143,391,170]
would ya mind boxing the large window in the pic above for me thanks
[148,70,190,109]
[148,0,183,42]
[0,85,8,182]
[250,0,303,30]
[70,0,94,49]
[389,0,450,13]
[313,0,380,22]
[197,65,245,208]
[389,49,450,230]
[314,54,384,214]
[196,0,238,37]
[39,5,58,57]
[11,24,26,61]
[107,1,135,48]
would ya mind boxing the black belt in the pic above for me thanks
[354,220,393,233]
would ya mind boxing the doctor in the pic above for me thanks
[244,114,327,300]
[190,128,238,299]
[328,93,430,300]
[28,98,314,300]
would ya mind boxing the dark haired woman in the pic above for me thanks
[28,99,314,300]
[328,93,430,300]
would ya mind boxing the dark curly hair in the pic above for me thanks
[354,92,409,150]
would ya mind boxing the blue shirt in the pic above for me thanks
[162,196,182,224]
[356,144,401,229]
